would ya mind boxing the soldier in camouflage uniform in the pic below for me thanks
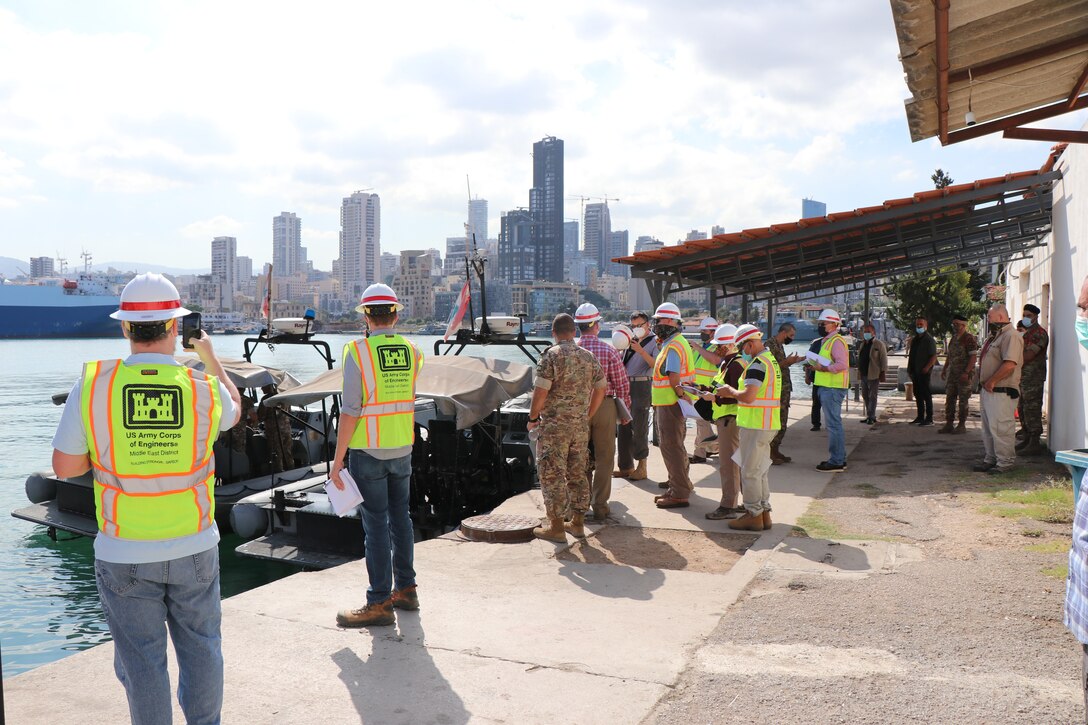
[258,384,296,472]
[1017,303,1049,455]
[939,314,978,434]
[765,323,803,463]
[228,393,257,453]
[526,313,606,542]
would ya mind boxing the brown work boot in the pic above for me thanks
[761,510,772,530]
[564,512,587,538]
[336,599,395,627]
[533,516,568,543]
[729,511,766,532]
[391,585,419,611]
[953,422,967,434]
[629,459,648,481]
[613,466,635,478]
[937,421,954,434]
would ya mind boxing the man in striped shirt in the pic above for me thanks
[575,303,631,521]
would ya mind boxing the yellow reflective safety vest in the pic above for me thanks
[710,354,743,420]
[79,360,223,540]
[344,334,422,449]
[813,333,849,389]
[651,333,694,406]
[736,350,782,430]
[693,344,719,388]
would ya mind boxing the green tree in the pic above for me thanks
[931,168,954,189]
[580,289,612,310]
[885,266,987,338]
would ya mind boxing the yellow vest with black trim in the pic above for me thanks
[79,360,223,541]
[344,333,422,449]
[710,354,742,420]
[693,344,718,388]
[651,333,695,406]
[813,333,849,389]
[736,350,782,430]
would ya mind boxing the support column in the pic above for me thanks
[741,294,749,322]
[709,287,718,318]
[767,298,776,337]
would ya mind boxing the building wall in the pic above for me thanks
[530,136,564,282]
[338,191,381,303]
[210,236,236,311]
[392,250,435,319]
[1005,146,1088,452]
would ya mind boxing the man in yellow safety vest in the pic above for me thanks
[51,272,240,725]
[333,283,424,628]
[714,324,781,532]
[809,308,850,472]
[651,302,697,508]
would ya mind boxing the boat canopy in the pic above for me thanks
[264,355,534,430]
[178,356,301,392]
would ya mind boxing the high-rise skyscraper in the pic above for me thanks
[583,202,611,272]
[272,212,306,278]
[498,209,536,284]
[337,191,381,303]
[530,136,564,281]
[564,221,578,259]
[802,198,827,218]
[608,230,629,277]
[211,236,236,311]
[468,198,488,246]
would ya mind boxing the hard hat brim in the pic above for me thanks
[110,306,190,322]
[356,302,405,313]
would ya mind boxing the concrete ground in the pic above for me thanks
[6,393,1080,723]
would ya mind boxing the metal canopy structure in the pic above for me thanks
[892,0,1088,145]
[615,165,1060,307]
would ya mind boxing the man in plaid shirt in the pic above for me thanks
[575,303,631,521]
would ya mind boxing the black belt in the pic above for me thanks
[991,386,1020,399]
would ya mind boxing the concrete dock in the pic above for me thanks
[7,402,875,724]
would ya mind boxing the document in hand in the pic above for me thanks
[805,350,832,367]
[678,398,702,419]
[324,469,363,517]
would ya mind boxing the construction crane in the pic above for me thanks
[591,195,620,206]
[56,250,67,275]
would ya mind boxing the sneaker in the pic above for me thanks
[336,599,395,627]
[391,585,419,611]
[705,506,740,520]
[972,461,996,473]
[917,419,934,427]
[816,461,847,472]
[810,425,821,432]
[908,417,923,425]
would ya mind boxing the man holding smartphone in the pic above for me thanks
[51,273,240,725]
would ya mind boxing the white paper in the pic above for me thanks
[805,351,832,367]
[678,398,702,419]
[679,384,704,396]
[324,469,363,517]
[731,448,743,468]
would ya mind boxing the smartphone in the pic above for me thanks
[181,312,202,350]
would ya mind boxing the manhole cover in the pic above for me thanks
[460,513,539,543]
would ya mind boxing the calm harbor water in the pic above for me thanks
[0,331,813,679]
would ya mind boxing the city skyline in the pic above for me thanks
[0,3,1085,273]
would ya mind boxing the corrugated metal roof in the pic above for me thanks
[892,0,1088,143]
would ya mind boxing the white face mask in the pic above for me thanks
[632,324,648,339]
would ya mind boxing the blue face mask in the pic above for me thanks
[1021,317,1033,328]
[740,352,753,363]
[915,326,925,334]
[863,332,873,341]
[1077,317,1088,351]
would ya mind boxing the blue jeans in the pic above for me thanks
[94,546,223,725]
[819,387,847,465]
[349,450,416,605]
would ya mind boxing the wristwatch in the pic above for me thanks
[528,416,541,423]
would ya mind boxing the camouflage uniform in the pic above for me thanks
[765,335,792,456]
[229,394,256,453]
[1019,324,1049,437]
[534,340,605,520]
[944,331,978,426]
[258,398,296,472]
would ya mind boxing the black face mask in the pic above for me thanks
[817,323,827,336]
[784,336,794,345]
[989,321,1008,334]
[653,323,674,339]
[700,333,711,342]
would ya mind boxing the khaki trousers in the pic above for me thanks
[693,416,719,457]
[715,415,740,507]
[738,428,776,515]
[980,389,1017,468]
[587,397,618,510]
[656,403,692,499]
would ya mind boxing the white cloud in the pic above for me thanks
[181,215,243,240]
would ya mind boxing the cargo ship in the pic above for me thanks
[0,275,123,338]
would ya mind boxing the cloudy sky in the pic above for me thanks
[0,0,1082,273]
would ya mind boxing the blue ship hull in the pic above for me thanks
[0,284,122,338]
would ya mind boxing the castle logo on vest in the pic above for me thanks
[377,344,411,372]
[122,385,184,429]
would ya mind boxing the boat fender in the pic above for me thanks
[230,503,268,540]
[26,472,57,504]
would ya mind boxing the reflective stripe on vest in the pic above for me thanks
[813,334,849,389]
[736,350,782,430]
[651,334,695,406]
[80,360,222,540]
[693,345,718,387]
[344,334,421,449]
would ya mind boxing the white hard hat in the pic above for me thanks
[653,302,682,321]
[575,302,601,325]
[818,308,841,324]
[356,283,404,313]
[611,323,633,350]
[734,324,762,346]
[699,316,719,332]
[110,273,190,322]
[711,323,737,346]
